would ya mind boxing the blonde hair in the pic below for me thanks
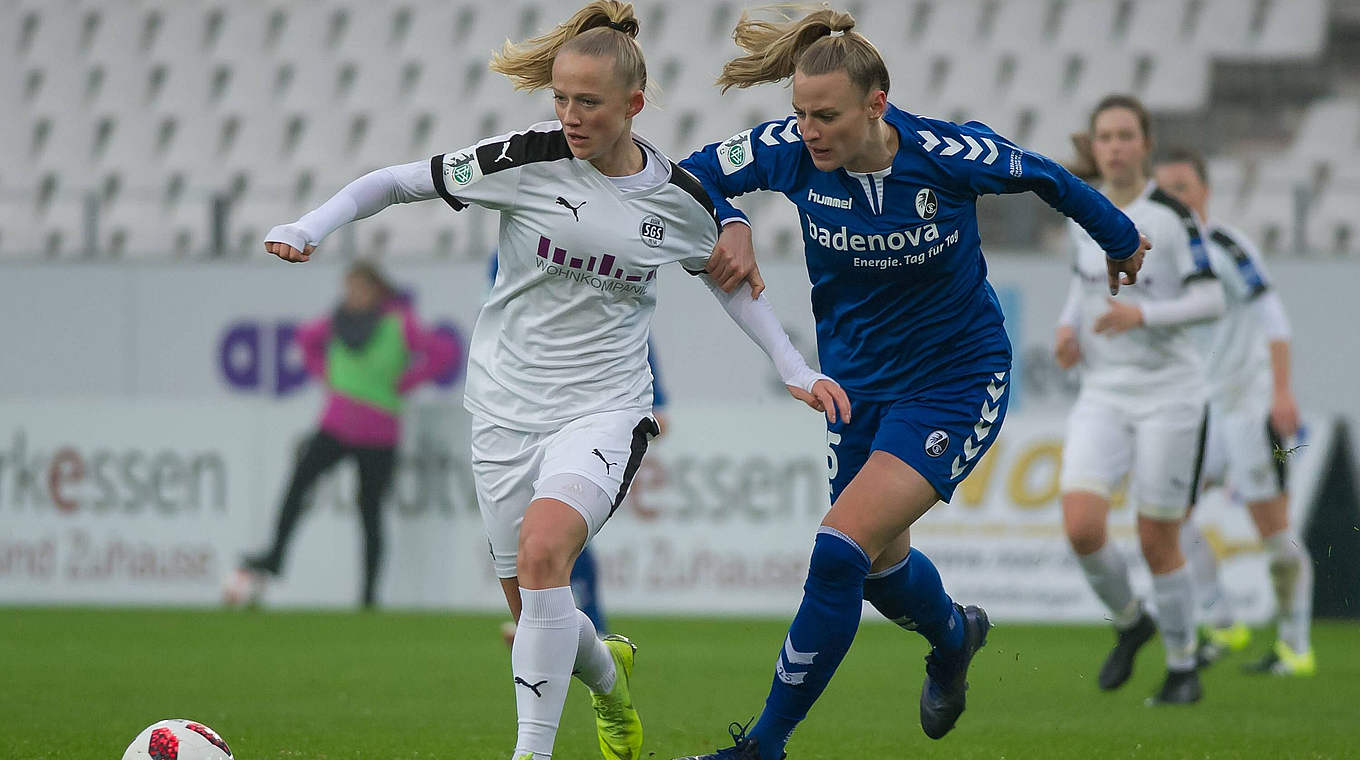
[716,5,889,96]
[489,1,646,93]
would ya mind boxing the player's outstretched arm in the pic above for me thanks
[698,273,850,423]
[941,120,1145,292]
[263,160,438,263]
[681,120,801,296]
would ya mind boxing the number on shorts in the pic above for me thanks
[826,430,842,481]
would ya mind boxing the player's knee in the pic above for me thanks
[516,531,574,586]
[1061,492,1108,555]
[1137,522,1183,573]
[808,528,871,584]
[1063,514,1107,555]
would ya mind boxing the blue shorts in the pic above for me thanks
[827,369,1012,504]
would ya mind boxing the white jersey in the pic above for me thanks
[1202,222,1273,399]
[431,121,718,431]
[1066,181,1216,400]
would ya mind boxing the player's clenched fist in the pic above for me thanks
[264,223,317,263]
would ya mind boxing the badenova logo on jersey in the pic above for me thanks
[805,217,962,269]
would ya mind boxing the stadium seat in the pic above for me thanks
[1052,0,1122,54]
[1305,165,1360,255]
[1254,0,1327,58]
[1126,0,1196,53]
[1288,98,1360,164]
[1194,0,1254,56]
[912,0,987,55]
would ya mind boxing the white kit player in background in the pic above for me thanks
[1054,96,1225,705]
[1155,149,1315,677]
[259,3,849,760]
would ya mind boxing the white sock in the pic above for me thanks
[1076,543,1141,629]
[1151,565,1197,671]
[1264,531,1313,653]
[511,586,578,759]
[572,608,616,694]
[1181,520,1235,628]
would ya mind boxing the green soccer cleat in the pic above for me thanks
[1205,623,1252,652]
[1244,640,1316,677]
[593,634,643,760]
[1197,622,1252,667]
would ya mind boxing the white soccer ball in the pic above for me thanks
[121,719,234,760]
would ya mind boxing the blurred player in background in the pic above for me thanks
[1154,148,1315,676]
[676,9,1147,759]
[1055,95,1225,705]
[258,3,847,758]
[231,260,455,608]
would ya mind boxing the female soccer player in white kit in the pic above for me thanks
[261,4,848,758]
[1055,95,1226,704]
[1154,149,1314,676]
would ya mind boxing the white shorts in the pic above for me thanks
[470,409,658,578]
[1202,379,1285,503]
[1059,392,1208,520]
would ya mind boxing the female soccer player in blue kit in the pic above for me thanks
[674,8,1150,759]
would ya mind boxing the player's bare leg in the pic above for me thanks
[1243,494,1315,675]
[678,453,990,760]
[1064,491,1156,691]
[509,498,640,760]
[1138,514,1201,704]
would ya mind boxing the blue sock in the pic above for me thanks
[569,547,607,634]
[748,528,870,760]
[862,547,964,652]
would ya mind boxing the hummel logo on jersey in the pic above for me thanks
[592,448,618,473]
[514,676,548,698]
[807,188,852,210]
[495,141,513,163]
[917,129,999,165]
[556,196,586,221]
[950,371,1007,480]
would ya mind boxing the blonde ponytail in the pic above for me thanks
[716,5,888,96]
[489,1,646,93]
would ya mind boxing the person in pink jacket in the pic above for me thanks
[238,260,456,607]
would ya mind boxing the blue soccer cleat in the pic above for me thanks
[920,603,991,740]
[671,720,785,760]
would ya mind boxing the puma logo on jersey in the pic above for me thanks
[556,196,586,221]
[592,448,618,473]
[514,676,548,697]
[495,142,513,163]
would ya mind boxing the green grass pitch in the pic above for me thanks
[2,608,1357,759]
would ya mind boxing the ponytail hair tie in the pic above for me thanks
[828,29,845,37]
[607,20,631,32]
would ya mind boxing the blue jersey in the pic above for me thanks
[681,104,1139,400]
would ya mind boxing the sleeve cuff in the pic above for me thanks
[1103,230,1141,261]
[429,155,468,211]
